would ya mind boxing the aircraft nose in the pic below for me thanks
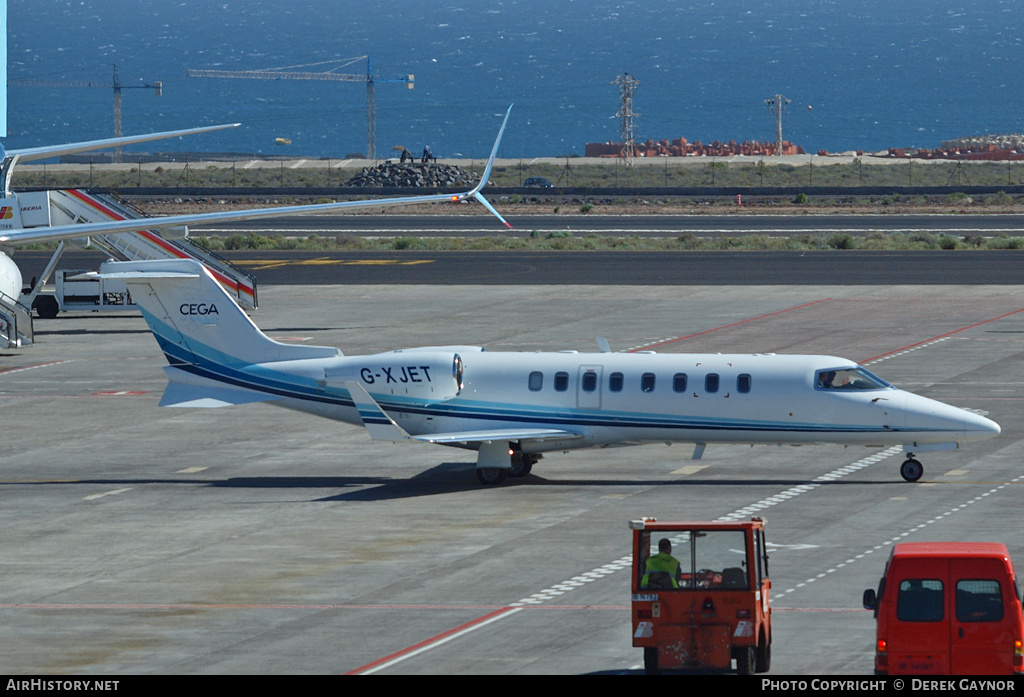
[963,409,1001,439]
[901,393,1000,442]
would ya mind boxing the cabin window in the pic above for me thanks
[554,371,569,392]
[737,374,751,393]
[609,372,624,392]
[705,374,719,393]
[528,371,543,392]
[581,371,597,392]
[816,367,892,391]
[641,373,656,393]
[673,373,688,392]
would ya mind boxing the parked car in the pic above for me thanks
[523,177,553,188]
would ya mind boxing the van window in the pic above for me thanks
[641,373,656,393]
[705,374,719,393]
[609,372,624,392]
[673,373,688,392]
[554,371,569,391]
[581,371,597,392]
[956,580,1004,622]
[528,371,543,391]
[897,579,944,622]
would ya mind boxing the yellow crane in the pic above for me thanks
[187,56,413,160]
[11,64,163,162]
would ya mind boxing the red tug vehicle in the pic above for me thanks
[630,517,772,674]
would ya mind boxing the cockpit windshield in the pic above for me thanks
[815,366,892,391]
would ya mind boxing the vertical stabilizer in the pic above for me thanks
[95,259,339,367]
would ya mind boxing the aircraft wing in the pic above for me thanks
[0,106,513,248]
[411,429,582,445]
[6,123,241,163]
[346,382,580,444]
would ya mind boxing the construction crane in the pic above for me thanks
[11,64,162,162]
[186,56,413,160]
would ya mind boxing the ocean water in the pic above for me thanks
[6,0,1022,158]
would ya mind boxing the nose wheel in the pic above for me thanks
[900,456,923,482]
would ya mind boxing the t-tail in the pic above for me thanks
[95,258,338,408]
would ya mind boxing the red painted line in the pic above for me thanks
[0,602,625,611]
[859,307,1024,364]
[345,607,518,675]
[630,298,832,352]
[0,360,71,375]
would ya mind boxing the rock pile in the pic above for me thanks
[344,162,480,188]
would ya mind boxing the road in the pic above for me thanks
[188,213,1024,237]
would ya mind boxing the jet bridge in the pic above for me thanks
[15,188,257,320]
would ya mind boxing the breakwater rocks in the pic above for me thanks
[344,162,481,188]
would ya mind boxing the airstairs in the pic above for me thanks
[45,189,257,309]
[0,188,257,348]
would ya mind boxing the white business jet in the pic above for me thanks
[87,255,1001,486]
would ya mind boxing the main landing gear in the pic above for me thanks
[900,454,923,482]
[475,450,540,486]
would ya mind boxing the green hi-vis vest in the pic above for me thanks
[642,553,680,589]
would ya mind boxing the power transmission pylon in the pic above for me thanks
[765,94,790,155]
[187,56,413,160]
[613,73,639,165]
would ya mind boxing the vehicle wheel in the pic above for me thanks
[736,645,755,675]
[900,458,923,482]
[756,639,771,673]
[34,295,59,319]
[509,453,535,478]
[643,647,660,675]
[475,468,507,486]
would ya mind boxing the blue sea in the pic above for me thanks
[6,0,1022,158]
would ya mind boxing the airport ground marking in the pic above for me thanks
[351,445,909,672]
[775,471,1024,602]
[0,360,72,376]
[626,298,832,353]
[347,607,522,675]
[860,307,1024,365]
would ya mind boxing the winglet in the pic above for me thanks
[460,105,513,229]
[345,382,411,442]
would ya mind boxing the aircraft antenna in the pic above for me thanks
[186,57,414,160]
[765,94,790,156]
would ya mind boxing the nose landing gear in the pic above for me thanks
[900,455,923,482]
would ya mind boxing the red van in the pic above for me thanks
[863,542,1024,675]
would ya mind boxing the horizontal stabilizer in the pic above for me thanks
[412,428,581,445]
[160,366,281,408]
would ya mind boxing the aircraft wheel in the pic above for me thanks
[900,458,923,482]
[476,468,508,486]
[509,453,535,478]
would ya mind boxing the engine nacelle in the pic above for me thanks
[325,350,466,401]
